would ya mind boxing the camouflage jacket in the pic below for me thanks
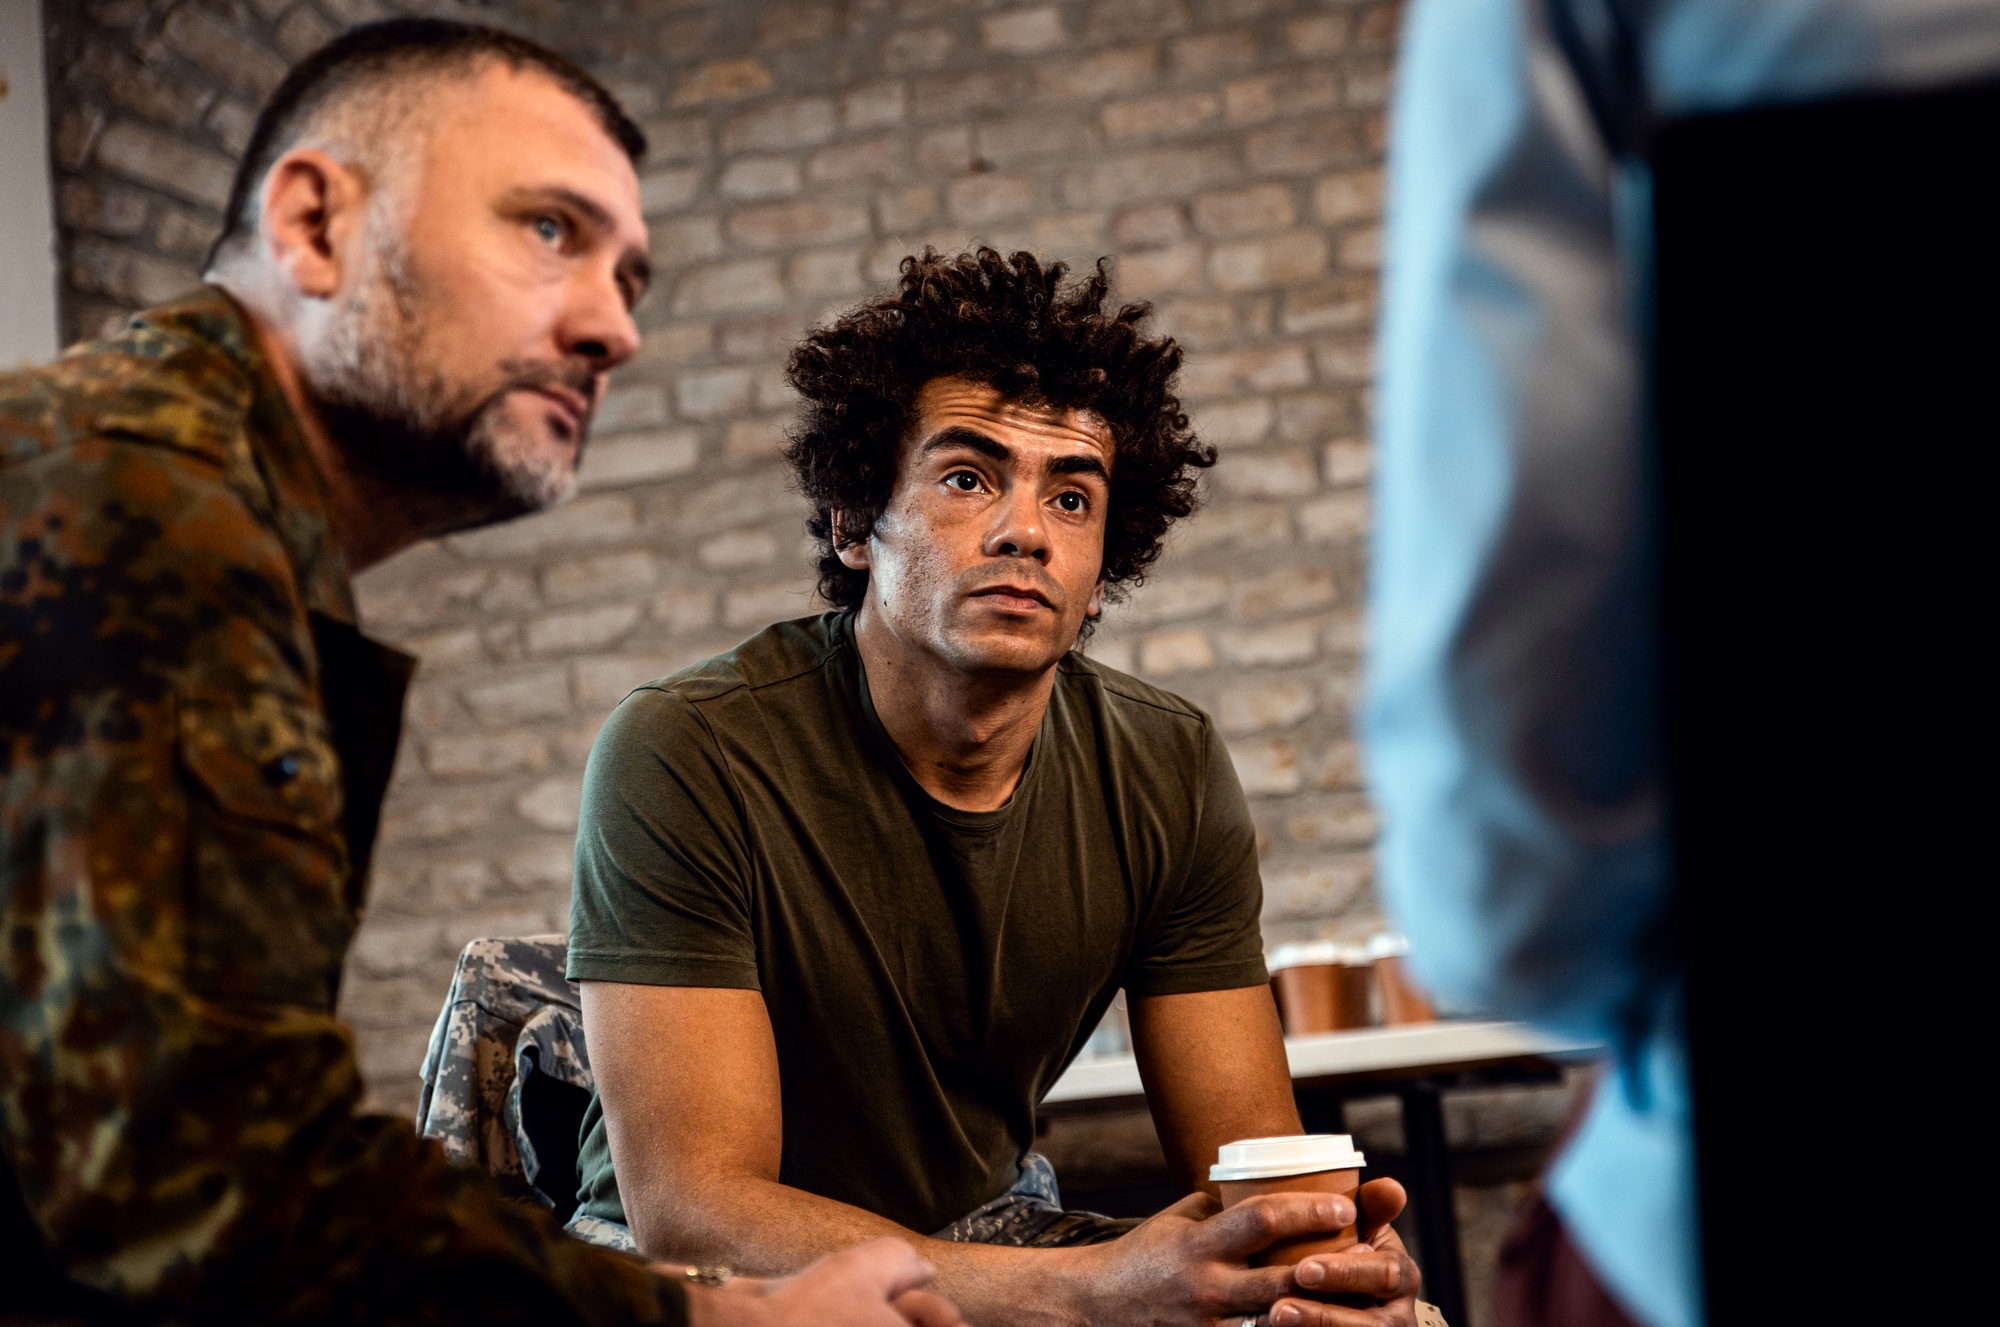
[0,290,685,1325]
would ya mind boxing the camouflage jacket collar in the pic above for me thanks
[122,286,359,626]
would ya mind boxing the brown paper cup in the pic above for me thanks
[1272,962,1374,1035]
[1374,955,1437,1025]
[1218,1166,1362,1264]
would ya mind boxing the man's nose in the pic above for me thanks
[982,489,1049,562]
[561,271,641,372]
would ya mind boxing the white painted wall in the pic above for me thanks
[1,0,59,369]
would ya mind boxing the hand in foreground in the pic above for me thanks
[682,1237,964,1327]
[1071,1188,1364,1327]
[1267,1178,1424,1327]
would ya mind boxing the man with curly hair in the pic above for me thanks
[566,249,1425,1327]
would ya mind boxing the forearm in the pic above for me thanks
[639,1174,1091,1327]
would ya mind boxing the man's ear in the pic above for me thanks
[259,148,365,301]
[833,512,873,571]
[1086,576,1106,619]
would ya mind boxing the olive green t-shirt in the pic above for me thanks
[567,612,1267,1234]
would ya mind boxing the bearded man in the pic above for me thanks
[0,19,953,1327]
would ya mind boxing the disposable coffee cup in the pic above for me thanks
[1210,1134,1367,1264]
[1268,942,1373,1034]
[1366,933,1437,1025]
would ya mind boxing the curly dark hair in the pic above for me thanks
[785,247,1216,619]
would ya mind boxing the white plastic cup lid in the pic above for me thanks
[1209,1134,1367,1182]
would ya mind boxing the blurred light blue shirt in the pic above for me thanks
[1365,5,2000,1326]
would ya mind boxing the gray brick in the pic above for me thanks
[1170,30,1261,78]
[502,840,577,890]
[672,58,777,106]
[877,184,941,232]
[789,248,865,298]
[1234,566,1338,621]
[1113,201,1189,249]
[1220,678,1316,735]
[1223,68,1340,127]
[1033,45,1159,101]
[67,238,200,307]
[445,494,637,560]
[948,174,1038,225]
[1121,572,1230,628]
[59,180,151,238]
[1248,115,1365,177]
[379,790,491,846]
[1215,447,1317,499]
[425,732,549,780]
[676,259,788,313]
[1262,856,1371,919]
[1138,628,1213,675]
[543,550,658,603]
[722,97,837,152]
[810,136,903,185]
[574,650,710,705]
[203,98,258,157]
[1210,230,1329,291]
[94,121,233,211]
[1101,92,1219,142]
[699,528,782,570]
[642,166,705,216]
[913,71,1029,121]
[883,28,955,73]
[525,604,642,657]
[1297,490,1370,544]
[1285,14,1353,56]
[597,384,670,434]
[1114,241,1204,299]
[514,776,584,832]
[579,432,703,490]
[983,7,1068,55]
[842,81,908,130]
[162,5,288,99]
[728,199,871,250]
[723,580,817,629]
[1220,621,1319,668]
[462,667,573,726]
[1084,0,1191,42]
[1061,145,1238,208]
[677,367,755,420]
[642,116,712,163]
[1228,737,1301,796]
[1323,439,1372,488]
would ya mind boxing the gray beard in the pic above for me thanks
[302,241,586,536]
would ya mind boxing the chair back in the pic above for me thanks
[417,935,593,1213]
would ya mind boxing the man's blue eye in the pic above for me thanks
[533,216,563,243]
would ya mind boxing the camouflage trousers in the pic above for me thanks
[565,1153,1137,1253]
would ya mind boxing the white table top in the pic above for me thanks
[1041,1020,1596,1107]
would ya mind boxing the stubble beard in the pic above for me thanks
[302,227,591,536]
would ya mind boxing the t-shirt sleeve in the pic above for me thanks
[566,685,762,989]
[1124,716,1270,997]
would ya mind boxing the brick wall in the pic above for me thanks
[41,0,1395,1116]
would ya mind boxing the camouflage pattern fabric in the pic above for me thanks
[418,935,592,1210]
[932,1153,1139,1248]
[0,289,685,1325]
